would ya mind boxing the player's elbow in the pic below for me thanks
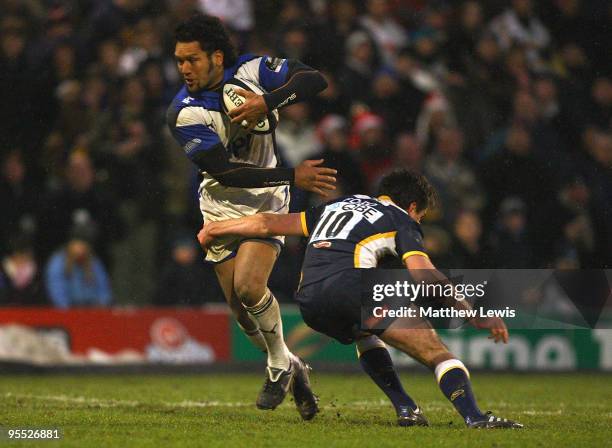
[408,269,430,284]
[314,72,328,94]
[255,214,274,237]
[405,255,436,281]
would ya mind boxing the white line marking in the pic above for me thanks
[3,393,582,416]
[4,393,141,408]
[168,400,251,408]
[3,393,251,409]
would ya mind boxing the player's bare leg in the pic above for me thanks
[233,241,319,417]
[380,317,522,428]
[233,241,289,369]
[214,258,267,352]
[234,240,315,412]
[379,321,453,368]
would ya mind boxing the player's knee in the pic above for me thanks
[422,349,454,370]
[431,350,455,363]
[228,300,254,329]
[403,332,452,369]
[234,279,266,306]
[356,335,386,357]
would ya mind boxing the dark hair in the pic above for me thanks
[377,170,437,212]
[174,14,237,67]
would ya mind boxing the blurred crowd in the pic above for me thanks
[1,0,610,307]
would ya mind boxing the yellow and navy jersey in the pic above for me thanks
[299,194,428,288]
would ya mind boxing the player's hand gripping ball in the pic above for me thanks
[222,78,279,134]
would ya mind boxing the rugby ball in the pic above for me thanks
[221,77,279,135]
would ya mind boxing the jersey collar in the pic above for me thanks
[376,195,411,217]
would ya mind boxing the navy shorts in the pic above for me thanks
[296,269,383,345]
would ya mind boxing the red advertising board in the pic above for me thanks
[0,307,230,364]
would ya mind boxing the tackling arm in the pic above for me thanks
[198,213,304,250]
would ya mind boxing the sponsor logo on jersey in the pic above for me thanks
[182,96,194,104]
[264,57,285,72]
[313,241,332,249]
[277,92,297,108]
[183,138,202,153]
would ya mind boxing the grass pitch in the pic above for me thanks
[1,372,610,447]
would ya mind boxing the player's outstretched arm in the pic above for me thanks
[188,143,336,194]
[404,255,509,343]
[294,159,337,197]
[169,109,335,193]
[197,213,303,250]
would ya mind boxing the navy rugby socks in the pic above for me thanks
[359,346,418,413]
[435,359,484,423]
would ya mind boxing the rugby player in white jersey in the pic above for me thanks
[167,14,333,419]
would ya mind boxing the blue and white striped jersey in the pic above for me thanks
[167,54,290,195]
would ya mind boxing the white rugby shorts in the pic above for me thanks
[199,183,290,263]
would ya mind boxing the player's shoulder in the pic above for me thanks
[233,53,286,70]
[375,196,423,232]
[227,53,290,89]
[236,53,262,66]
[319,194,376,209]
[322,194,396,212]
[225,53,263,79]
[167,87,187,128]
[167,86,222,128]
